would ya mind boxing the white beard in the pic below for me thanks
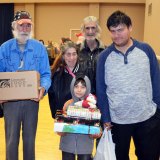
[13,30,32,44]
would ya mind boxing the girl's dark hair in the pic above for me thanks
[107,10,132,30]
[74,77,86,87]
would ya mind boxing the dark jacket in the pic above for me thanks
[48,63,86,118]
[79,39,105,94]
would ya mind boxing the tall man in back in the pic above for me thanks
[79,16,105,95]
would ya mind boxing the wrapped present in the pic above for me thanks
[54,122,101,134]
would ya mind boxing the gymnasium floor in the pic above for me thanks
[0,95,137,160]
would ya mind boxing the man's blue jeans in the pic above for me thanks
[3,100,39,160]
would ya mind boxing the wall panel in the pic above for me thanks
[35,3,89,44]
[144,0,160,55]
[14,2,145,45]
[100,3,145,46]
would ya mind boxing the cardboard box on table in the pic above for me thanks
[54,122,101,135]
[0,71,40,100]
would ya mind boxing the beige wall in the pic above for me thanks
[100,3,145,46]
[144,0,160,55]
[1,0,145,3]
[13,2,145,46]
[35,3,89,44]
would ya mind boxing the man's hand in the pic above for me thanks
[31,87,45,102]
[38,87,45,100]
[0,100,8,104]
[104,122,112,130]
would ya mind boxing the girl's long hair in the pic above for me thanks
[50,41,79,77]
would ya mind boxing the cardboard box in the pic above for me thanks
[54,122,101,135]
[0,71,40,100]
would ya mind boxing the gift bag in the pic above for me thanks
[94,129,116,160]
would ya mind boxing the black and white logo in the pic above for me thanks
[0,79,10,88]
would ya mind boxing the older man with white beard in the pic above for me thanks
[0,11,51,160]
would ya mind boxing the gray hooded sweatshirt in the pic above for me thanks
[59,75,94,154]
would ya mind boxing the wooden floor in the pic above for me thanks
[0,95,137,160]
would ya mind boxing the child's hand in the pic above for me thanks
[56,132,67,136]
[63,99,74,111]
[89,131,102,139]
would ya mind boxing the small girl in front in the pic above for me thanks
[58,75,100,160]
